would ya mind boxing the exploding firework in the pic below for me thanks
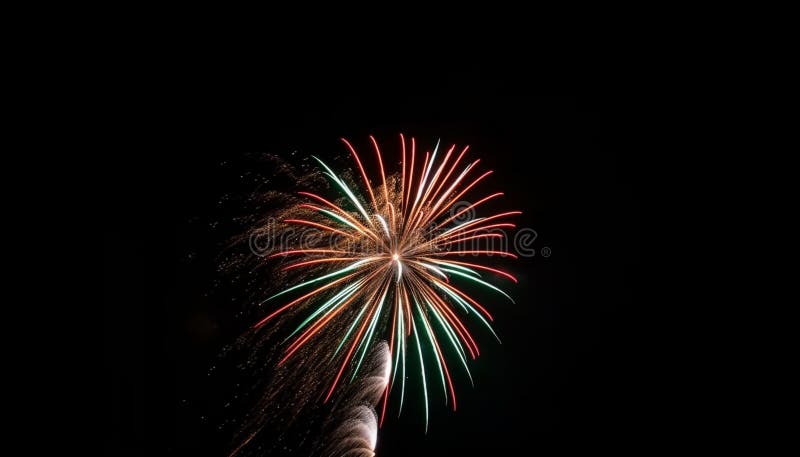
[253,134,519,431]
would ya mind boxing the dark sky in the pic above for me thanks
[104,62,642,456]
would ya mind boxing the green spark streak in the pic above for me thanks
[438,267,515,303]
[426,302,466,360]
[432,282,502,343]
[331,296,371,359]
[426,163,476,226]
[412,261,448,280]
[351,287,388,381]
[263,258,373,303]
[439,217,486,237]
[426,259,482,277]
[417,303,448,403]
[312,157,372,223]
[396,303,407,417]
[316,208,363,233]
[392,302,405,385]
[414,139,440,205]
[426,301,473,386]
[411,317,429,432]
[433,283,469,313]
[286,281,362,340]
[391,299,402,387]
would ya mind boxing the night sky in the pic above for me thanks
[104,62,642,455]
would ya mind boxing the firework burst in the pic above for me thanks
[255,134,519,431]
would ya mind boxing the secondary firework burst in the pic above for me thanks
[255,134,519,431]
[319,342,390,457]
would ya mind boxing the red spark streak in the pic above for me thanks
[284,219,355,239]
[253,272,360,328]
[324,282,388,402]
[428,259,518,283]
[341,137,378,217]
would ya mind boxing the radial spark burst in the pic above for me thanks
[255,134,519,430]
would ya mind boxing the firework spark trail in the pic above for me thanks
[253,135,518,431]
[319,342,390,457]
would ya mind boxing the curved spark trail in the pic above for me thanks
[255,135,519,431]
[319,342,390,457]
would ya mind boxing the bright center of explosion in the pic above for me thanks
[391,252,403,282]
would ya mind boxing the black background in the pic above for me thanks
[103,61,643,455]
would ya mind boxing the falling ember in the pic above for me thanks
[255,134,519,431]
